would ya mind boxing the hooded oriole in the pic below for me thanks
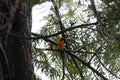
[57,38,64,50]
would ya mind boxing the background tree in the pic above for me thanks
[32,0,120,80]
[0,0,36,80]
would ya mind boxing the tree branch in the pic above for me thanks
[88,47,102,64]
[72,57,84,79]
[66,51,108,80]
[37,47,108,80]
[51,0,65,37]
[31,22,98,39]
[96,54,120,79]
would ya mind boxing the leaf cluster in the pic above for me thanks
[32,0,120,80]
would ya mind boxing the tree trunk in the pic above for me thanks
[0,0,35,80]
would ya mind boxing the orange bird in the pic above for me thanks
[57,38,64,50]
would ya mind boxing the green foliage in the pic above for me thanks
[32,0,120,80]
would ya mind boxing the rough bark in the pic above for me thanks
[0,0,35,80]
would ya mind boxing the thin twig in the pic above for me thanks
[72,57,84,79]
[88,47,102,63]
[96,54,120,79]
[66,51,108,80]
[36,48,95,54]
[31,22,98,39]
